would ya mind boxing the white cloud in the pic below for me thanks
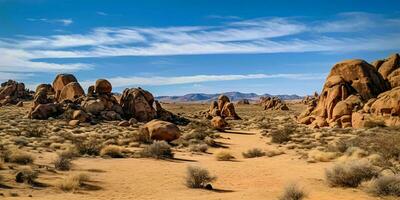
[26,18,73,26]
[1,13,399,74]
[80,73,326,89]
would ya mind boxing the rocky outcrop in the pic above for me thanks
[207,95,240,120]
[120,87,157,122]
[53,74,79,101]
[236,99,250,105]
[260,97,289,110]
[58,82,85,102]
[139,119,181,142]
[211,116,228,131]
[0,80,32,105]
[298,54,400,128]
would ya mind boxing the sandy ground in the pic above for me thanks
[3,129,378,200]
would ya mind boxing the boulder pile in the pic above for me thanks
[298,53,400,128]
[207,95,241,120]
[260,97,289,110]
[0,80,32,106]
[27,74,188,126]
[236,99,250,105]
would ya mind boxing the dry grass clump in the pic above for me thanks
[307,150,337,162]
[325,160,379,187]
[185,166,216,189]
[271,126,294,144]
[100,145,124,158]
[58,173,90,192]
[5,149,34,165]
[59,146,79,159]
[242,148,266,158]
[54,155,72,171]
[368,174,400,197]
[73,138,103,156]
[15,167,38,184]
[215,151,235,161]
[140,141,174,159]
[24,127,44,138]
[189,144,208,153]
[278,183,307,200]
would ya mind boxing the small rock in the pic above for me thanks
[69,120,80,126]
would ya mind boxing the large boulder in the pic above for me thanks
[260,97,289,111]
[298,54,400,128]
[139,119,181,142]
[207,95,240,120]
[29,103,62,119]
[211,116,228,131]
[58,82,85,102]
[0,80,31,104]
[94,79,112,94]
[35,84,54,95]
[52,74,78,101]
[119,88,157,122]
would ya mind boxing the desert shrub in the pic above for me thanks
[215,151,235,161]
[325,160,379,187]
[24,127,44,138]
[242,148,265,158]
[15,167,38,184]
[59,146,79,159]
[54,155,72,171]
[185,166,216,188]
[189,144,208,153]
[5,149,34,165]
[100,145,124,158]
[58,173,90,192]
[140,141,174,159]
[135,128,152,144]
[271,126,294,144]
[73,138,103,156]
[369,174,400,197]
[13,137,29,146]
[203,136,216,147]
[183,130,208,141]
[279,183,306,200]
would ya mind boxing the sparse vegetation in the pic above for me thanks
[368,174,400,197]
[100,145,124,158]
[140,141,174,159]
[189,143,208,153]
[58,173,90,192]
[54,155,72,171]
[242,148,265,158]
[215,151,235,161]
[279,183,307,200]
[15,167,38,184]
[73,137,103,156]
[271,126,294,144]
[325,160,379,187]
[5,149,34,165]
[185,166,216,189]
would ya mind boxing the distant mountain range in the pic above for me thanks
[156,92,302,102]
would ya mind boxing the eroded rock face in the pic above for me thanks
[298,54,400,128]
[260,97,289,111]
[0,80,32,105]
[140,119,181,142]
[120,87,157,122]
[52,74,78,101]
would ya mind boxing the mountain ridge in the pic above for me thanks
[156,92,302,102]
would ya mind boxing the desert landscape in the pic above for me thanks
[1,1,400,200]
[0,53,399,200]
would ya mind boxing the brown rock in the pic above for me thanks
[30,103,62,119]
[120,88,157,122]
[52,74,78,100]
[72,110,90,123]
[58,82,85,102]
[221,102,241,120]
[16,101,23,107]
[35,84,54,95]
[95,79,112,94]
[118,120,130,127]
[211,116,228,131]
[69,119,80,126]
[237,99,250,105]
[140,120,181,142]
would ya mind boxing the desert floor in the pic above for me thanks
[0,102,396,200]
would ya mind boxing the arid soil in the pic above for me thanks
[0,101,398,200]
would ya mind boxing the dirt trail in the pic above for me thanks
[8,129,378,200]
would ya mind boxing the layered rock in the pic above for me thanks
[0,80,32,105]
[298,54,400,128]
[260,97,289,111]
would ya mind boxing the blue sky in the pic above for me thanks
[1,0,400,96]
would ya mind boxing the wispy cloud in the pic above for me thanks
[26,18,73,26]
[96,11,108,16]
[0,12,398,74]
[80,73,326,89]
